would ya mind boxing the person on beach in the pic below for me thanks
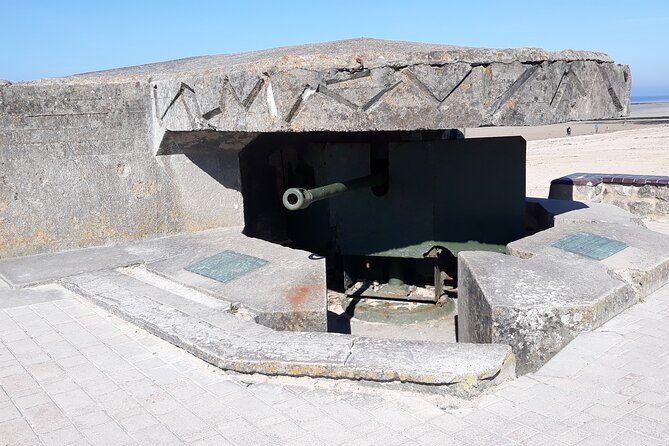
[594,122,599,133]
[566,126,572,136]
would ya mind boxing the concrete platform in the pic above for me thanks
[58,271,514,394]
[459,199,669,374]
[0,228,327,332]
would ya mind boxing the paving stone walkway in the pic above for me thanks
[1,280,668,445]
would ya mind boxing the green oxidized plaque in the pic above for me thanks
[185,250,268,283]
[552,232,627,260]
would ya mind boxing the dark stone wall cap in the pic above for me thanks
[552,173,669,187]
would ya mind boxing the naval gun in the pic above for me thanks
[282,173,387,211]
[281,171,454,302]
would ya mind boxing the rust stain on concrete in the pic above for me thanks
[286,286,310,307]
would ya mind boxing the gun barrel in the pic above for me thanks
[283,173,387,211]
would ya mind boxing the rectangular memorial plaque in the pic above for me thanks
[552,232,627,260]
[185,250,268,283]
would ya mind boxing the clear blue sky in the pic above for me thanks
[1,0,666,97]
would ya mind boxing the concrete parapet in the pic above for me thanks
[60,270,514,394]
[459,199,669,374]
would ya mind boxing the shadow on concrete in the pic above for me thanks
[185,151,242,192]
[327,310,352,334]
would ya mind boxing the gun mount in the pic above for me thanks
[241,132,526,303]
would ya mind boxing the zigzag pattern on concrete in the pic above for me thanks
[138,39,630,147]
[154,62,626,136]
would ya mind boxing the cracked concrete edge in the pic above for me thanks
[58,272,515,394]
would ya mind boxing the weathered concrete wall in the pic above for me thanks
[0,81,244,258]
[549,173,669,217]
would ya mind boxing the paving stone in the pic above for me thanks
[247,382,297,405]
[38,340,80,360]
[225,429,278,446]
[350,428,410,446]
[279,399,326,423]
[204,379,244,398]
[505,425,540,443]
[0,418,38,442]
[632,404,669,424]
[301,416,361,445]
[0,402,21,423]
[190,434,235,446]
[0,363,24,380]
[262,419,307,441]
[1,373,42,399]
[41,378,80,396]
[402,422,438,440]
[610,429,666,446]
[615,413,669,440]
[157,408,212,441]
[25,361,66,383]
[79,378,121,398]
[428,412,470,433]
[215,416,255,437]
[414,429,460,445]
[514,411,570,436]
[81,421,135,446]
[133,424,183,446]
[93,389,143,419]
[12,392,51,412]
[142,392,183,416]
[39,424,85,446]
[182,393,238,425]
[114,410,158,433]
[22,402,71,434]
[579,418,627,440]
[318,400,370,428]
[462,408,523,436]
[453,425,514,445]
[520,432,568,446]
[631,391,669,406]
[584,403,631,421]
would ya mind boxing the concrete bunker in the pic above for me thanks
[4,38,655,381]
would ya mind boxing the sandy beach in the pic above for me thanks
[463,101,669,198]
[466,101,669,141]
[524,126,669,197]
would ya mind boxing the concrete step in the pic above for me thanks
[60,270,515,396]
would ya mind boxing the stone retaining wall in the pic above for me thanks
[549,173,669,217]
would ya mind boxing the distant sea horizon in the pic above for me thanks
[631,95,669,103]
